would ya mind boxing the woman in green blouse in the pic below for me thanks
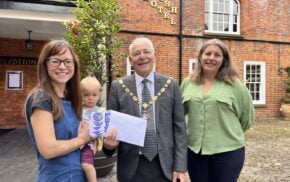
[180,39,254,182]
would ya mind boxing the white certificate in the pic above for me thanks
[87,110,147,147]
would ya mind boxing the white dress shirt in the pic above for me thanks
[134,71,156,127]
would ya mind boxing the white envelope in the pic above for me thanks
[87,110,147,147]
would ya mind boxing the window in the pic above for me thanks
[5,71,23,90]
[126,58,155,76]
[189,58,197,73]
[205,0,240,34]
[126,57,135,76]
[244,61,266,105]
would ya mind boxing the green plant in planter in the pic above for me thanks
[281,67,290,104]
[64,0,123,85]
[63,0,122,177]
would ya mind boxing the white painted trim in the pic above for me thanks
[205,0,240,34]
[126,57,156,76]
[126,57,133,76]
[244,61,266,105]
[189,58,197,73]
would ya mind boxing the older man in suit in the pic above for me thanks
[103,37,187,182]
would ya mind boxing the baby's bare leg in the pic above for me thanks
[82,163,97,182]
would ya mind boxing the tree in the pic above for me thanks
[64,0,122,85]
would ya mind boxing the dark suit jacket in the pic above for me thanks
[105,73,187,182]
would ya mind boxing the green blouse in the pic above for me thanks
[180,77,255,155]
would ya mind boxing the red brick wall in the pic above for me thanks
[116,33,180,79]
[0,38,46,128]
[240,0,290,42]
[182,0,290,42]
[181,38,290,118]
[1,0,290,128]
[119,0,180,34]
[180,0,290,118]
[117,0,290,119]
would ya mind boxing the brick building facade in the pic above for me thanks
[0,0,290,128]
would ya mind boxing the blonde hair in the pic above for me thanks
[190,39,239,85]
[80,76,101,92]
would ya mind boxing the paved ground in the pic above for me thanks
[238,119,290,182]
[0,119,289,182]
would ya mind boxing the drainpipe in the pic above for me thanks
[178,0,183,84]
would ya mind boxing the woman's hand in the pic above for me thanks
[103,128,119,150]
[78,120,90,144]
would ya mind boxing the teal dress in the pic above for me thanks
[25,89,86,182]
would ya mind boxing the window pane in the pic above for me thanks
[218,14,223,22]
[252,66,256,73]
[224,14,229,23]
[219,2,224,12]
[218,23,223,31]
[256,83,260,91]
[205,13,209,22]
[233,0,238,14]
[205,0,209,11]
[224,23,229,31]
[246,74,250,82]
[233,15,237,23]
[256,92,260,100]
[245,63,264,102]
[213,22,218,30]
[206,0,239,33]
[225,0,229,13]
[213,14,218,21]
[256,74,261,82]
[257,65,261,72]
[251,74,256,82]
[214,2,218,12]
[233,24,237,32]
[131,66,135,75]
[246,65,251,72]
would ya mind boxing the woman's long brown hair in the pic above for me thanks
[33,40,82,120]
[190,39,239,85]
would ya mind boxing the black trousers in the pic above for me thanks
[131,155,170,182]
[187,147,245,182]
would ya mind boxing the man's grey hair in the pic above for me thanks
[128,37,155,54]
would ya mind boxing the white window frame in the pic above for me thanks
[205,0,240,35]
[126,57,135,76]
[243,61,266,105]
[189,58,198,73]
[126,57,156,76]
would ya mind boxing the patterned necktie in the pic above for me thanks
[141,79,158,161]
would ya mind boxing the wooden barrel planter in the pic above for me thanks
[94,150,117,177]
[280,104,290,120]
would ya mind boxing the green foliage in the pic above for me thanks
[285,67,290,78]
[64,0,123,85]
[281,67,290,104]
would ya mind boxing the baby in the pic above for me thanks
[80,76,104,182]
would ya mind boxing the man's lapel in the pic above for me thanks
[126,74,141,117]
[154,73,163,129]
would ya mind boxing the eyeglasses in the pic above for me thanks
[131,49,153,58]
[47,58,75,67]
